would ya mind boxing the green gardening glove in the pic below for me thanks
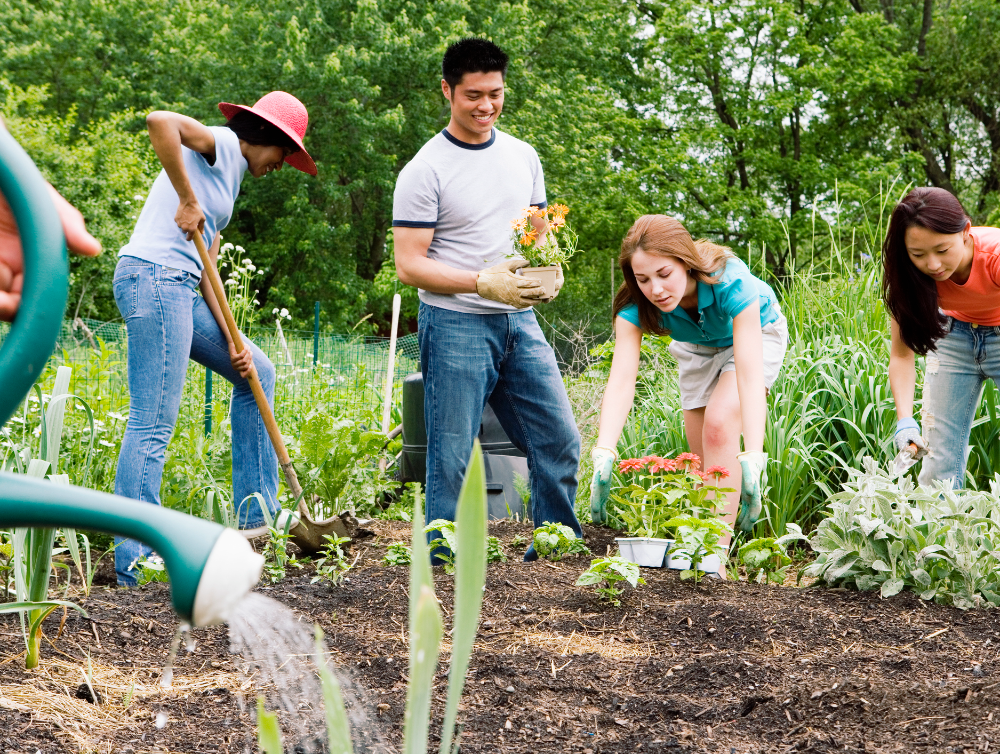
[735,451,767,533]
[589,446,617,525]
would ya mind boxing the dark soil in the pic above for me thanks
[2,520,1000,753]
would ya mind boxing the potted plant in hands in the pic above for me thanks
[508,204,578,298]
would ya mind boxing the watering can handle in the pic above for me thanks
[190,232,306,507]
[0,129,68,427]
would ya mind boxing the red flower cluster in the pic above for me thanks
[617,453,704,474]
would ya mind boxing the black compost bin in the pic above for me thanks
[400,372,529,520]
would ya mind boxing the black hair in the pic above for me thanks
[881,187,970,355]
[223,110,300,152]
[442,38,509,90]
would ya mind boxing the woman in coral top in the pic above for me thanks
[883,186,1000,487]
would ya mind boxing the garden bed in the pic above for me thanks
[1,521,999,753]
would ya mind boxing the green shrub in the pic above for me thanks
[807,458,1000,608]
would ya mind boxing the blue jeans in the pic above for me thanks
[112,257,279,585]
[418,302,582,560]
[918,318,1000,489]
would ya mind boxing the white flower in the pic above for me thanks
[242,258,252,266]
[236,246,245,253]
[124,200,131,205]
[222,242,234,252]
[272,307,279,315]
[108,411,128,422]
[134,194,144,202]
[99,440,115,448]
[225,278,238,286]
[280,308,289,319]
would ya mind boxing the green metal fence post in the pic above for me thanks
[204,368,212,436]
[313,301,320,368]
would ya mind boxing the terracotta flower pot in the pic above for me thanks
[518,265,560,298]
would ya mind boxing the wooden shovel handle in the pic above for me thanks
[191,232,306,508]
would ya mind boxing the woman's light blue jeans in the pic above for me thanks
[418,302,582,561]
[919,317,1000,489]
[112,256,279,585]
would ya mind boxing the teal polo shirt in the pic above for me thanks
[617,257,780,347]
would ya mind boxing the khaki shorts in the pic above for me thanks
[667,315,789,410]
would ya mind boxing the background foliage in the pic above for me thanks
[6,0,1000,332]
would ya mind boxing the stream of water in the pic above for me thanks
[227,592,392,753]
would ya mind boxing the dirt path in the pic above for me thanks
[1,520,998,753]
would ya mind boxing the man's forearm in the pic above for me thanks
[397,254,479,294]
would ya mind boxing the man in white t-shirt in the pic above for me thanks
[393,38,582,560]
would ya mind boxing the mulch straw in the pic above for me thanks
[505,629,653,660]
[0,657,252,753]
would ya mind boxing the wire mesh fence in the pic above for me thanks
[0,317,422,429]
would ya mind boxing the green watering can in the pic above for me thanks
[0,128,262,626]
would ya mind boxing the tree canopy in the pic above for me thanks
[3,0,999,334]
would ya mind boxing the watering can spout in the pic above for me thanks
[0,473,264,626]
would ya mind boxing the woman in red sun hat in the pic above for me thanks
[111,91,315,586]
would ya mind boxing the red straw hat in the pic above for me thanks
[218,91,317,176]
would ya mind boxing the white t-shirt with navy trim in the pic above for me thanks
[120,126,247,276]
[392,127,547,314]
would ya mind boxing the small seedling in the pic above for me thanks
[532,522,590,561]
[135,554,169,586]
[383,542,411,567]
[667,516,733,583]
[312,534,353,585]
[738,524,805,584]
[576,556,645,606]
[425,518,458,574]
[486,536,507,564]
[509,534,528,551]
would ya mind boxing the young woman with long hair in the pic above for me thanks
[883,186,1000,488]
[112,92,316,585]
[589,215,788,546]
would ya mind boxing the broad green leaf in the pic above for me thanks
[880,578,905,598]
[439,441,487,754]
[314,627,353,754]
[256,698,283,754]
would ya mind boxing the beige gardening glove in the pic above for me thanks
[476,259,546,309]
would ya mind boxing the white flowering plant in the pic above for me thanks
[219,242,265,334]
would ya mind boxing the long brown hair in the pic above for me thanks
[613,215,733,335]
[881,187,969,355]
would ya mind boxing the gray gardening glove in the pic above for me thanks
[476,259,546,309]
[894,417,928,460]
[735,451,766,533]
[589,446,616,525]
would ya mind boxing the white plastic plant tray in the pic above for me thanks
[616,537,673,568]
[667,552,722,574]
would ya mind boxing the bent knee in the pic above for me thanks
[701,416,737,450]
[254,353,276,388]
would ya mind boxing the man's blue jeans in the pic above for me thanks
[112,257,279,585]
[418,302,582,558]
[919,318,1000,489]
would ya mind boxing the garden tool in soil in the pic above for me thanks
[589,445,617,525]
[735,451,767,533]
[892,417,928,478]
[191,232,360,555]
[476,258,547,308]
[0,131,263,626]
